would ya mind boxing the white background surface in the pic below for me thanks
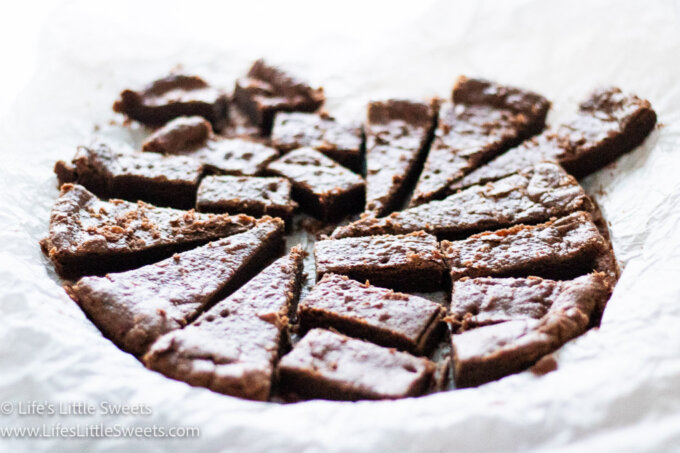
[1,1,680,452]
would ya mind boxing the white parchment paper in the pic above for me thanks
[2,0,680,451]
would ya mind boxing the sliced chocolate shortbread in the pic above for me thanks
[267,147,365,221]
[54,141,204,209]
[271,112,363,170]
[196,175,297,225]
[278,329,435,400]
[332,162,591,240]
[234,59,325,134]
[141,116,213,155]
[364,99,437,216]
[448,273,612,331]
[456,87,657,190]
[314,231,446,292]
[410,77,550,206]
[440,211,608,282]
[450,273,610,387]
[40,184,257,278]
[298,274,445,354]
[67,218,284,356]
[143,247,305,401]
[113,74,229,131]
[140,115,279,176]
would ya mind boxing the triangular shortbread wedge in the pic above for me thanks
[449,273,610,387]
[41,184,257,278]
[454,87,657,190]
[448,274,611,330]
[364,99,437,216]
[112,73,229,131]
[54,141,204,209]
[271,112,363,171]
[410,77,549,206]
[315,231,446,292]
[141,116,280,177]
[143,246,305,401]
[67,218,285,356]
[233,59,325,134]
[267,147,365,222]
[298,274,445,355]
[332,162,591,240]
[278,329,435,400]
[440,211,608,282]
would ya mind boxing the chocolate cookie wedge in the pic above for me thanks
[410,77,550,206]
[332,162,591,240]
[176,138,279,176]
[278,329,435,400]
[113,74,229,131]
[54,141,204,209]
[143,247,305,401]
[141,116,279,176]
[298,274,445,354]
[66,218,284,356]
[234,59,325,134]
[141,116,213,155]
[196,175,297,225]
[440,211,608,282]
[448,274,612,331]
[456,87,657,189]
[267,147,365,222]
[271,112,363,171]
[40,184,257,278]
[364,99,437,216]
[314,231,446,292]
[450,273,610,387]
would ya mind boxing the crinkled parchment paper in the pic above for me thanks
[1,0,680,451]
